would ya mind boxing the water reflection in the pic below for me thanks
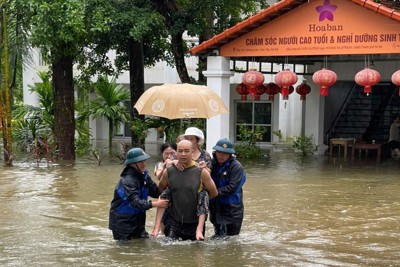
[1,154,399,266]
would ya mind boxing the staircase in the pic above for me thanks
[329,83,400,144]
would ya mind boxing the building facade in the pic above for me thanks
[23,0,400,155]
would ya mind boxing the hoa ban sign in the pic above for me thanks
[220,0,400,57]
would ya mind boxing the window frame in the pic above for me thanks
[234,100,273,143]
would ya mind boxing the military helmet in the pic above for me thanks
[124,148,150,165]
[212,138,236,154]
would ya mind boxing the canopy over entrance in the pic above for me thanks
[190,0,400,65]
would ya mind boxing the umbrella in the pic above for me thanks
[134,83,229,119]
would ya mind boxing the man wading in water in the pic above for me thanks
[152,140,218,241]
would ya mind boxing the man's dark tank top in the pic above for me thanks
[167,165,201,224]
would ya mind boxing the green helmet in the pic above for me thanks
[124,148,150,165]
[213,138,236,154]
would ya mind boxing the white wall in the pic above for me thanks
[330,60,400,81]
[23,48,200,146]
[23,47,400,155]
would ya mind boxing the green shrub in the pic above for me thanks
[235,124,266,159]
[235,144,261,159]
[292,135,315,156]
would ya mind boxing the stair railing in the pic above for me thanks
[325,83,358,144]
[381,84,400,139]
[362,83,393,142]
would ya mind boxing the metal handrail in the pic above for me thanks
[325,83,358,144]
[382,84,400,135]
[362,83,394,142]
[386,84,399,112]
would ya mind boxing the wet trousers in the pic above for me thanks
[213,222,242,237]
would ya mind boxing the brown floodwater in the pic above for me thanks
[0,152,399,267]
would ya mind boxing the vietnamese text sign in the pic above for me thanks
[221,0,400,57]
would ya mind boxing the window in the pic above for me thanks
[37,50,48,67]
[115,101,132,137]
[235,101,272,142]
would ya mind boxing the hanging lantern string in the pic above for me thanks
[368,55,370,68]
[364,54,367,68]
[371,55,375,69]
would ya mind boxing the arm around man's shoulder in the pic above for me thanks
[200,168,218,199]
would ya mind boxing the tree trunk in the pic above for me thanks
[52,54,75,160]
[171,33,191,83]
[151,0,191,83]
[128,38,145,147]
[1,4,13,166]
[0,101,9,165]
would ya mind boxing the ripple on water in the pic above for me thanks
[1,155,400,266]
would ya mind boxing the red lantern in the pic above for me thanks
[312,68,337,96]
[242,69,264,90]
[274,70,298,99]
[280,85,294,100]
[354,67,381,95]
[355,67,380,95]
[296,81,311,101]
[250,84,266,101]
[391,70,400,96]
[264,82,280,101]
[235,83,249,101]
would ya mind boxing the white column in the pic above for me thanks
[202,56,234,153]
[305,83,326,154]
[22,49,39,106]
[272,96,281,142]
[278,85,303,141]
[88,92,109,141]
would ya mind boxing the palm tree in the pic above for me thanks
[0,1,33,165]
[14,71,90,161]
[1,2,13,166]
[13,71,54,151]
[81,76,130,155]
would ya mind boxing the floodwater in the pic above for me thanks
[0,152,400,267]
